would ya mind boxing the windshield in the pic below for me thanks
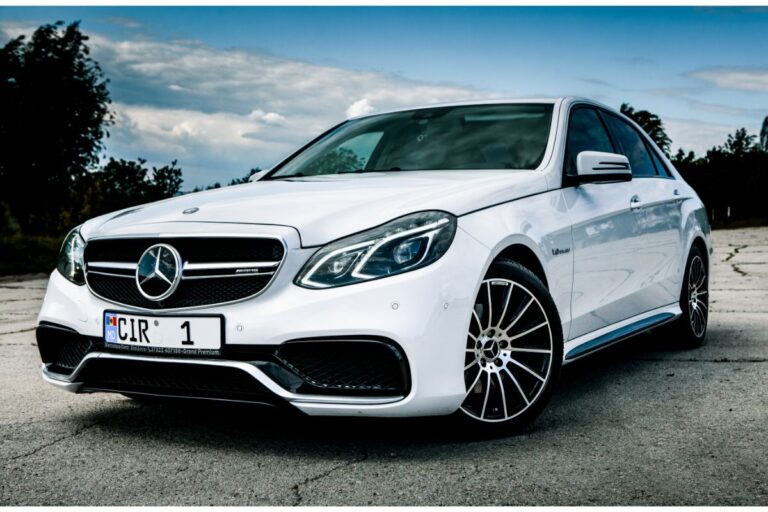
[268,103,554,179]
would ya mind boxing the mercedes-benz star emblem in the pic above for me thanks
[135,243,182,301]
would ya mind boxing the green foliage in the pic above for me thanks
[673,127,768,227]
[0,21,113,235]
[620,103,672,155]
[191,168,261,192]
[75,158,183,222]
[0,234,61,275]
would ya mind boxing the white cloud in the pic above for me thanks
[346,98,376,118]
[84,33,491,186]
[690,68,768,93]
[248,109,286,125]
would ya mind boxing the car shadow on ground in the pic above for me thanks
[67,325,714,454]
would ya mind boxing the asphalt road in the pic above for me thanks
[1,228,766,505]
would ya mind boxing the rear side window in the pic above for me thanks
[648,147,672,177]
[601,114,657,177]
[565,107,615,176]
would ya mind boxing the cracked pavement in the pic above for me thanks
[1,228,767,505]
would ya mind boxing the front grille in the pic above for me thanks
[275,339,410,396]
[78,359,282,404]
[84,237,284,309]
[37,323,100,375]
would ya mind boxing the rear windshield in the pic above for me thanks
[268,104,554,178]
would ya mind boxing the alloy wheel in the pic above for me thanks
[688,255,708,338]
[461,278,554,423]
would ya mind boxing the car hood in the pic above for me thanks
[81,170,548,247]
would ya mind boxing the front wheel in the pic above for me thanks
[458,260,563,434]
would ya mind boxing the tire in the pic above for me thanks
[456,259,563,435]
[670,245,709,349]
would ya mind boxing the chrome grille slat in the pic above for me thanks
[88,261,138,270]
[88,270,135,279]
[184,261,280,270]
[182,271,276,280]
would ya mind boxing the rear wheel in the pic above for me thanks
[458,260,562,434]
[670,245,709,348]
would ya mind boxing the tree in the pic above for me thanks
[0,21,113,234]
[620,103,672,155]
[228,168,261,186]
[760,116,767,151]
[75,158,184,222]
[148,160,183,201]
[675,127,768,227]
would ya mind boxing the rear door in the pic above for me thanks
[562,106,648,340]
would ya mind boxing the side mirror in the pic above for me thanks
[575,151,632,183]
[248,169,270,182]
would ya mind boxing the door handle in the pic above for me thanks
[630,195,644,210]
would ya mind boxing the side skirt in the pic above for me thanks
[563,304,681,363]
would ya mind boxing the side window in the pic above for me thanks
[565,107,614,176]
[648,147,672,177]
[601,114,657,177]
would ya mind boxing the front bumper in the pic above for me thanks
[37,225,490,417]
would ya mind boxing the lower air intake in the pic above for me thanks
[275,338,410,396]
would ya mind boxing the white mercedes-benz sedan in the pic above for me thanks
[37,97,711,432]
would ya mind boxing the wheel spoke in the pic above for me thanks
[507,347,551,354]
[496,372,508,418]
[496,282,514,329]
[503,367,530,405]
[472,308,483,330]
[503,297,534,334]
[486,281,493,330]
[464,368,483,400]
[464,359,478,370]
[480,372,491,419]
[508,357,546,382]
[508,321,548,341]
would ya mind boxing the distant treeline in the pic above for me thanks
[1,21,767,273]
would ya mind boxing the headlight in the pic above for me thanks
[57,227,86,285]
[296,211,457,289]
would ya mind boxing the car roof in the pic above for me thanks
[349,96,617,120]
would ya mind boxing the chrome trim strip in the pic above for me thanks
[181,271,275,280]
[183,261,280,270]
[41,352,403,406]
[88,270,134,279]
[89,262,138,270]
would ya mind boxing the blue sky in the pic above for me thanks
[1,6,767,187]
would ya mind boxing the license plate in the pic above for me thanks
[103,311,223,355]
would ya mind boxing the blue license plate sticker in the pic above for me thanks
[104,312,119,343]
